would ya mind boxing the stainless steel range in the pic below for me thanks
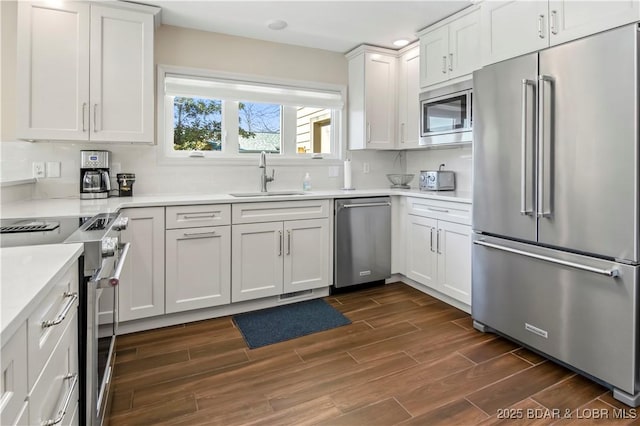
[0,212,130,426]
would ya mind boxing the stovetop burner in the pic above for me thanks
[0,217,84,248]
[0,221,60,233]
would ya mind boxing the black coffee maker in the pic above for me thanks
[117,173,136,197]
[80,150,111,199]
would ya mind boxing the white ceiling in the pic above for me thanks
[140,1,473,53]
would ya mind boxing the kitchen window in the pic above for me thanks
[159,66,345,162]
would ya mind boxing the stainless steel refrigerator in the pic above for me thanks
[472,24,640,406]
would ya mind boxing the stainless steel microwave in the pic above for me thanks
[419,80,473,147]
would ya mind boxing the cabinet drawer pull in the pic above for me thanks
[426,207,450,213]
[286,230,291,255]
[448,53,453,71]
[182,214,216,220]
[42,292,78,328]
[442,56,447,74]
[437,229,442,254]
[278,230,283,256]
[550,10,558,35]
[42,373,78,426]
[183,231,216,237]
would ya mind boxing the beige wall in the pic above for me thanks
[156,25,347,86]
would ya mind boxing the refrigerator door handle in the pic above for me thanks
[473,240,620,278]
[537,75,554,218]
[521,79,535,215]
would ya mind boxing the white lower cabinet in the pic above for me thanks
[1,324,28,426]
[405,198,472,306]
[232,218,330,302]
[283,219,329,294]
[29,312,79,426]
[232,222,284,302]
[2,259,80,426]
[119,207,165,322]
[166,225,231,313]
[406,215,438,287]
[231,200,331,303]
[437,220,472,305]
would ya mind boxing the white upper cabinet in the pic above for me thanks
[347,47,397,150]
[481,1,549,66]
[548,0,640,46]
[17,1,157,143]
[419,7,480,88]
[397,46,421,149]
[17,2,90,141]
[89,5,154,142]
[481,0,640,66]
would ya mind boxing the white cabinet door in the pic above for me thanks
[448,9,481,80]
[283,219,329,293]
[397,46,420,149]
[16,2,90,141]
[347,48,396,150]
[364,52,396,149]
[549,0,640,46]
[166,226,231,313]
[232,222,283,302]
[481,0,549,66]
[437,221,472,305]
[0,324,28,426]
[405,215,438,288]
[89,5,154,143]
[119,207,165,322]
[419,25,449,88]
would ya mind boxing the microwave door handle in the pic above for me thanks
[521,79,535,215]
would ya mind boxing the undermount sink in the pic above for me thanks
[229,191,307,197]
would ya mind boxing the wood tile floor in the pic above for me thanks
[109,282,637,425]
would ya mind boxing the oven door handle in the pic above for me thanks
[96,242,131,289]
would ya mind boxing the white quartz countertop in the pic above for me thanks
[1,188,471,219]
[1,243,83,342]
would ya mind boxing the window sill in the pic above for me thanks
[156,154,344,167]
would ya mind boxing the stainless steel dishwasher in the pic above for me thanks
[334,197,391,288]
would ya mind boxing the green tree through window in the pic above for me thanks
[173,97,256,151]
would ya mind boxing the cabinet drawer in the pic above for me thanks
[0,324,28,426]
[407,197,471,225]
[29,310,78,426]
[27,264,78,388]
[166,204,231,229]
[232,200,330,224]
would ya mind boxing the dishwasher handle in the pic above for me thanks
[341,202,391,209]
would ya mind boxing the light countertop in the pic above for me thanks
[1,188,471,219]
[1,243,84,342]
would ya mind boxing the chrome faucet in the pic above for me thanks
[259,151,275,192]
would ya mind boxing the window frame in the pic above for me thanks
[157,65,347,166]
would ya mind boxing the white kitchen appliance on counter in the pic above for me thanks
[472,24,640,407]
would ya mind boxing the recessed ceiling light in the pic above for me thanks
[393,39,410,47]
[267,19,288,31]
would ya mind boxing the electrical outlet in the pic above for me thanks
[328,166,339,178]
[46,162,61,178]
[32,162,45,178]
[363,162,370,174]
